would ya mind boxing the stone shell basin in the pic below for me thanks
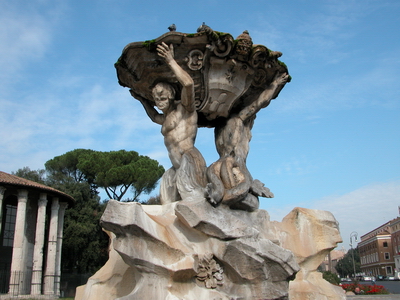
[115,30,289,127]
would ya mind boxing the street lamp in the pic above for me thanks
[350,231,358,279]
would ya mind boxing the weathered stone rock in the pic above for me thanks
[76,200,300,300]
[274,207,346,300]
[175,198,258,239]
[75,230,136,300]
[77,202,346,300]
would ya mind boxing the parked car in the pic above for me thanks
[363,276,372,281]
[376,275,386,281]
[387,276,395,280]
[341,278,352,282]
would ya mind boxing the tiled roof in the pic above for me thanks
[0,171,75,203]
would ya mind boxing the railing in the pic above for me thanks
[0,270,91,297]
[0,270,10,294]
[2,270,32,295]
[60,273,91,297]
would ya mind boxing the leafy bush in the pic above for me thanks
[322,271,340,285]
[341,283,389,294]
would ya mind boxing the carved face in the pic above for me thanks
[152,83,175,111]
[154,90,171,110]
[300,209,343,252]
[235,39,252,60]
[282,207,343,259]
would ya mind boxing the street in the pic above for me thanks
[359,281,400,294]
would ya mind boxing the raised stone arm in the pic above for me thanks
[156,42,195,112]
[238,72,289,122]
[129,89,164,125]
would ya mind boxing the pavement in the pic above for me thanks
[347,296,400,299]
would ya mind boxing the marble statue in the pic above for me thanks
[207,71,289,211]
[275,208,346,299]
[119,25,289,209]
[133,42,207,203]
[76,25,344,300]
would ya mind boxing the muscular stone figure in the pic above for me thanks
[207,72,289,211]
[133,42,207,203]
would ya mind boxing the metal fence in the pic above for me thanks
[1,270,32,295]
[0,270,10,294]
[0,270,90,297]
[60,273,91,297]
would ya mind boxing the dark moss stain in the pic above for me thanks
[142,39,157,51]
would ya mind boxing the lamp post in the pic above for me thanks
[350,231,358,279]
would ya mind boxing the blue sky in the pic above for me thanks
[1,0,399,249]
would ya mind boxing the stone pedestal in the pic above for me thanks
[77,199,299,300]
[77,201,346,300]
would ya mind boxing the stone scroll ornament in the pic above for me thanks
[115,24,291,211]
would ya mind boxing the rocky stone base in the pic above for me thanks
[76,200,345,300]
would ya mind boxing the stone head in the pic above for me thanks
[235,30,253,60]
[152,82,176,111]
[281,207,343,262]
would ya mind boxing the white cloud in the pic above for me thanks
[272,47,400,116]
[265,180,400,250]
[311,180,400,249]
[0,3,56,84]
[0,82,164,173]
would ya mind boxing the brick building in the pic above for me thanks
[320,249,346,274]
[358,219,399,277]
[390,217,400,278]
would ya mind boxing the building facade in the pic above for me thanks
[359,219,398,277]
[390,217,400,278]
[0,171,74,297]
[320,249,346,274]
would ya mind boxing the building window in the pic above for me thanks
[383,241,388,247]
[2,204,17,247]
[385,252,390,260]
[387,266,393,275]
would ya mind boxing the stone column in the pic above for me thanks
[54,202,68,296]
[31,193,48,295]
[0,186,6,233]
[43,197,59,295]
[8,189,28,296]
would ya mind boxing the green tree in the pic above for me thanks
[77,149,164,201]
[59,180,108,273]
[46,149,165,201]
[142,194,161,205]
[335,248,361,277]
[322,271,340,285]
[12,167,46,184]
[45,149,98,195]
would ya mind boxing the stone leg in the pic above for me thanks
[205,161,224,205]
[176,148,207,201]
[160,168,179,204]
